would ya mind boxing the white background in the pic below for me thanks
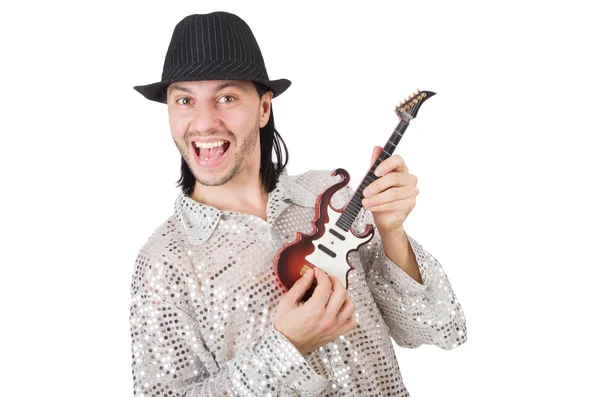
[1,0,599,395]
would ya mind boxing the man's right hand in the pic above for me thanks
[273,267,357,355]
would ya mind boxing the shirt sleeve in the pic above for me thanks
[129,248,330,396]
[354,208,467,351]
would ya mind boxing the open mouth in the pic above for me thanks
[192,140,231,162]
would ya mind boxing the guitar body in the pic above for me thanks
[273,168,374,301]
[273,90,435,302]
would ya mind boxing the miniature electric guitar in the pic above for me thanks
[273,90,436,301]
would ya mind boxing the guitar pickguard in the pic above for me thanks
[305,206,364,286]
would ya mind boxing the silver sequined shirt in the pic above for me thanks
[129,170,467,396]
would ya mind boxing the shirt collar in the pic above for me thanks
[175,169,317,245]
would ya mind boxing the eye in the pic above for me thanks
[176,97,192,105]
[218,95,235,104]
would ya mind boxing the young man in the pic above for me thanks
[130,11,466,396]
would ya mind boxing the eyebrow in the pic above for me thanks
[168,84,194,95]
[168,81,249,97]
[214,81,249,92]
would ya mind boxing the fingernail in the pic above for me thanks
[363,188,371,197]
[302,268,313,278]
[374,168,382,177]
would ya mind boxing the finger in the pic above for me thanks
[305,267,332,308]
[363,173,417,198]
[283,267,315,307]
[366,198,416,214]
[336,296,356,322]
[374,155,408,177]
[370,146,383,167]
[338,313,358,336]
[324,275,348,317]
[362,186,419,209]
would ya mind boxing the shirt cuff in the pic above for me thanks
[377,233,430,296]
[254,323,330,394]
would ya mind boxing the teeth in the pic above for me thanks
[195,140,225,149]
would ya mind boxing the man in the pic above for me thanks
[130,11,466,396]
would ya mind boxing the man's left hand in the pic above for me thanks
[361,146,419,236]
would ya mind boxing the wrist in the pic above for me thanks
[255,324,329,392]
[379,228,422,284]
[379,227,408,256]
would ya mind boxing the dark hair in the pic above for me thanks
[176,82,289,195]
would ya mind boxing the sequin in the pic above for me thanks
[130,170,467,396]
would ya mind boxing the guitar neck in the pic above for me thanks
[335,119,411,231]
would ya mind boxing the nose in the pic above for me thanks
[190,102,221,133]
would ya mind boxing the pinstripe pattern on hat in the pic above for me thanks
[134,12,291,103]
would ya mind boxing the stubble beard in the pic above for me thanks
[177,122,260,187]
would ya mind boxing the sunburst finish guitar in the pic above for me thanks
[274,90,436,301]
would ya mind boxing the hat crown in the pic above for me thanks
[162,12,266,80]
[134,11,291,103]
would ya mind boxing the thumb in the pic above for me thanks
[283,267,314,306]
[370,146,383,167]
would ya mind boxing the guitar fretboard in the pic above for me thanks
[335,119,410,232]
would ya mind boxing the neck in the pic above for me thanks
[190,175,268,221]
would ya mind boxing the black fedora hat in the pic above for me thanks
[134,12,291,103]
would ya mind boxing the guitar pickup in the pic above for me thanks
[329,229,346,241]
[318,244,337,258]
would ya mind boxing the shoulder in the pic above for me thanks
[286,169,354,207]
[130,214,189,297]
[287,169,346,193]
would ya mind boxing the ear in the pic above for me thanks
[259,91,273,128]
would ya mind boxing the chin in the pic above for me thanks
[193,167,237,187]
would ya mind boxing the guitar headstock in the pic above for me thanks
[395,90,436,121]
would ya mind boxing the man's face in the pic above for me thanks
[166,80,272,187]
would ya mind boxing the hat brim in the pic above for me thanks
[134,77,291,103]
